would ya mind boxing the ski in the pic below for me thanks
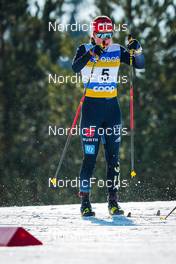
[109,212,132,218]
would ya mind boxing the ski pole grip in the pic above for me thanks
[128,34,133,43]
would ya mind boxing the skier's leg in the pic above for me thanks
[104,139,120,195]
[79,98,101,216]
[103,98,121,193]
[79,127,100,216]
[79,102,101,193]
[103,98,124,215]
[104,137,124,215]
[79,147,100,193]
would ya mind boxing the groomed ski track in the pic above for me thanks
[0,201,176,264]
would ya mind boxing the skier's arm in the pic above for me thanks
[120,44,145,69]
[72,45,92,73]
[72,45,104,73]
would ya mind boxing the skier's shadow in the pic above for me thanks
[83,215,135,226]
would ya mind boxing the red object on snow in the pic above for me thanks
[0,227,43,247]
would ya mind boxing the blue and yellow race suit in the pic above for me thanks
[72,42,144,194]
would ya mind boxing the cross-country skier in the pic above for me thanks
[72,16,144,217]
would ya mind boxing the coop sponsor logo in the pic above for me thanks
[93,85,115,92]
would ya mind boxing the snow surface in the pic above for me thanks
[0,201,176,264]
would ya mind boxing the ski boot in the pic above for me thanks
[108,192,124,216]
[80,192,95,217]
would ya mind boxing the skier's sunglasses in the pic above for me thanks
[95,32,113,39]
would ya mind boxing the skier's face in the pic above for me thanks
[93,32,113,48]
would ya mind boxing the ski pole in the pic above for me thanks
[53,94,85,180]
[160,206,176,220]
[128,34,136,178]
[52,58,98,184]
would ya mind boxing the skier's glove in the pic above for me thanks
[89,45,104,57]
[127,35,142,55]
